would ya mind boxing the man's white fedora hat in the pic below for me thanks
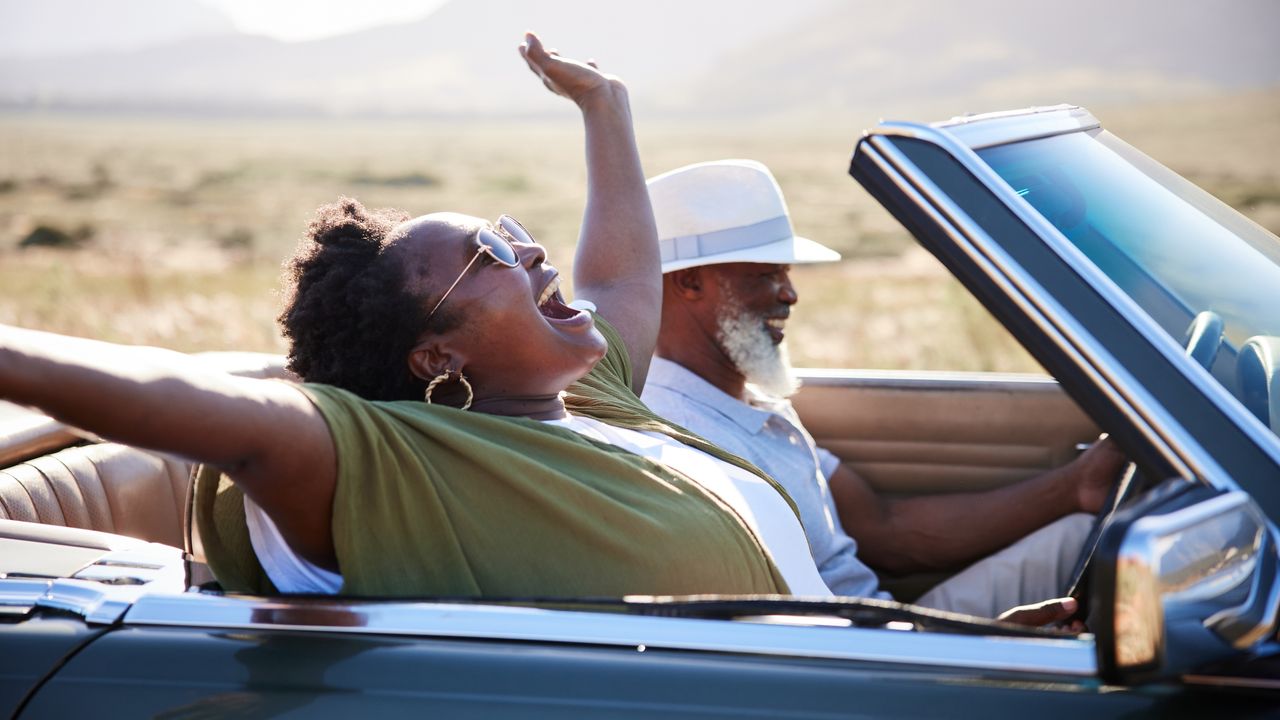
[647,159,841,274]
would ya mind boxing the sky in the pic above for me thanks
[200,0,449,42]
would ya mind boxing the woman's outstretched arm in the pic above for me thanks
[0,324,339,569]
[520,32,661,391]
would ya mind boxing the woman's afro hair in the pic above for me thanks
[277,197,431,401]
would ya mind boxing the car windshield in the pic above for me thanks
[978,130,1280,438]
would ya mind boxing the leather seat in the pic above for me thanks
[1238,336,1280,434]
[0,443,192,548]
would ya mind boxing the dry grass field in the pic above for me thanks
[1,91,1277,373]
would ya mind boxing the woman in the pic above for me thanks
[1,34,829,599]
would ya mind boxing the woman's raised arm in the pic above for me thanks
[520,33,661,391]
[0,324,339,568]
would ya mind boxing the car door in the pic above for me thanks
[792,369,1098,497]
[13,593,1260,719]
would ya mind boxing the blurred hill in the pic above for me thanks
[0,0,1277,119]
[681,0,1280,119]
[0,0,236,59]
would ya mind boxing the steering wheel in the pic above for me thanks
[1061,440,1136,610]
[1062,311,1225,613]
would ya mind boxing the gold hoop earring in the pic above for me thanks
[423,370,473,411]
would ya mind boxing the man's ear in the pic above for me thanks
[667,267,706,300]
[407,339,466,383]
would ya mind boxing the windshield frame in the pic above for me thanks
[852,110,1280,515]
[939,111,1280,471]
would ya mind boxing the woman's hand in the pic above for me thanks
[517,33,661,393]
[0,324,338,569]
[519,32,625,108]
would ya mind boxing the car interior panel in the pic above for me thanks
[791,372,1098,496]
[789,371,1101,600]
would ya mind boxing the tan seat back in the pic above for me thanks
[0,443,192,548]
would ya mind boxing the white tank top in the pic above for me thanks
[244,495,343,593]
[543,414,832,596]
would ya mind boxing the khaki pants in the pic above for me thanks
[913,513,1093,618]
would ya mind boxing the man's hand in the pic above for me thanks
[1072,434,1129,513]
[997,596,1085,631]
[519,32,622,108]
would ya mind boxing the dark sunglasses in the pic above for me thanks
[426,215,534,321]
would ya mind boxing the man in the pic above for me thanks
[640,159,1125,619]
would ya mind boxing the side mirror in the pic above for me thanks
[1092,480,1278,684]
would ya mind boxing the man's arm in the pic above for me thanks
[0,325,338,569]
[828,439,1125,576]
[520,33,661,391]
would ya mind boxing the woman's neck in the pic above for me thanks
[470,394,568,421]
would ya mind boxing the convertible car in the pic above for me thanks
[2,106,1278,717]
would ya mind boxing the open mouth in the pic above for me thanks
[764,317,787,343]
[536,275,579,320]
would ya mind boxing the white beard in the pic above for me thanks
[715,303,800,399]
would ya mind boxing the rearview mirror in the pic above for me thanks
[1092,480,1278,684]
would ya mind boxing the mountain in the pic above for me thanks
[0,0,238,59]
[0,0,1275,118]
[677,0,1280,118]
[0,0,835,115]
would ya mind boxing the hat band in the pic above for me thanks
[659,215,792,263]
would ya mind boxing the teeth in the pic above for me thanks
[537,276,561,307]
[765,318,786,329]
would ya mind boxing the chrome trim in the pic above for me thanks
[0,579,52,612]
[1202,509,1279,649]
[37,578,142,624]
[860,137,1194,478]
[1241,546,1280,646]
[71,544,186,589]
[1132,492,1259,595]
[123,593,1097,677]
[866,119,1280,482]
[1119,492,1278,651]
[0,542,189,624]
[1207,553,1279,649]
[795,368,1066,393]
[931,105,1101,150]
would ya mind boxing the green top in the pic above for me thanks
[195,315,796,597]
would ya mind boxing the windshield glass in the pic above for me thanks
[978,130,1280,438]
